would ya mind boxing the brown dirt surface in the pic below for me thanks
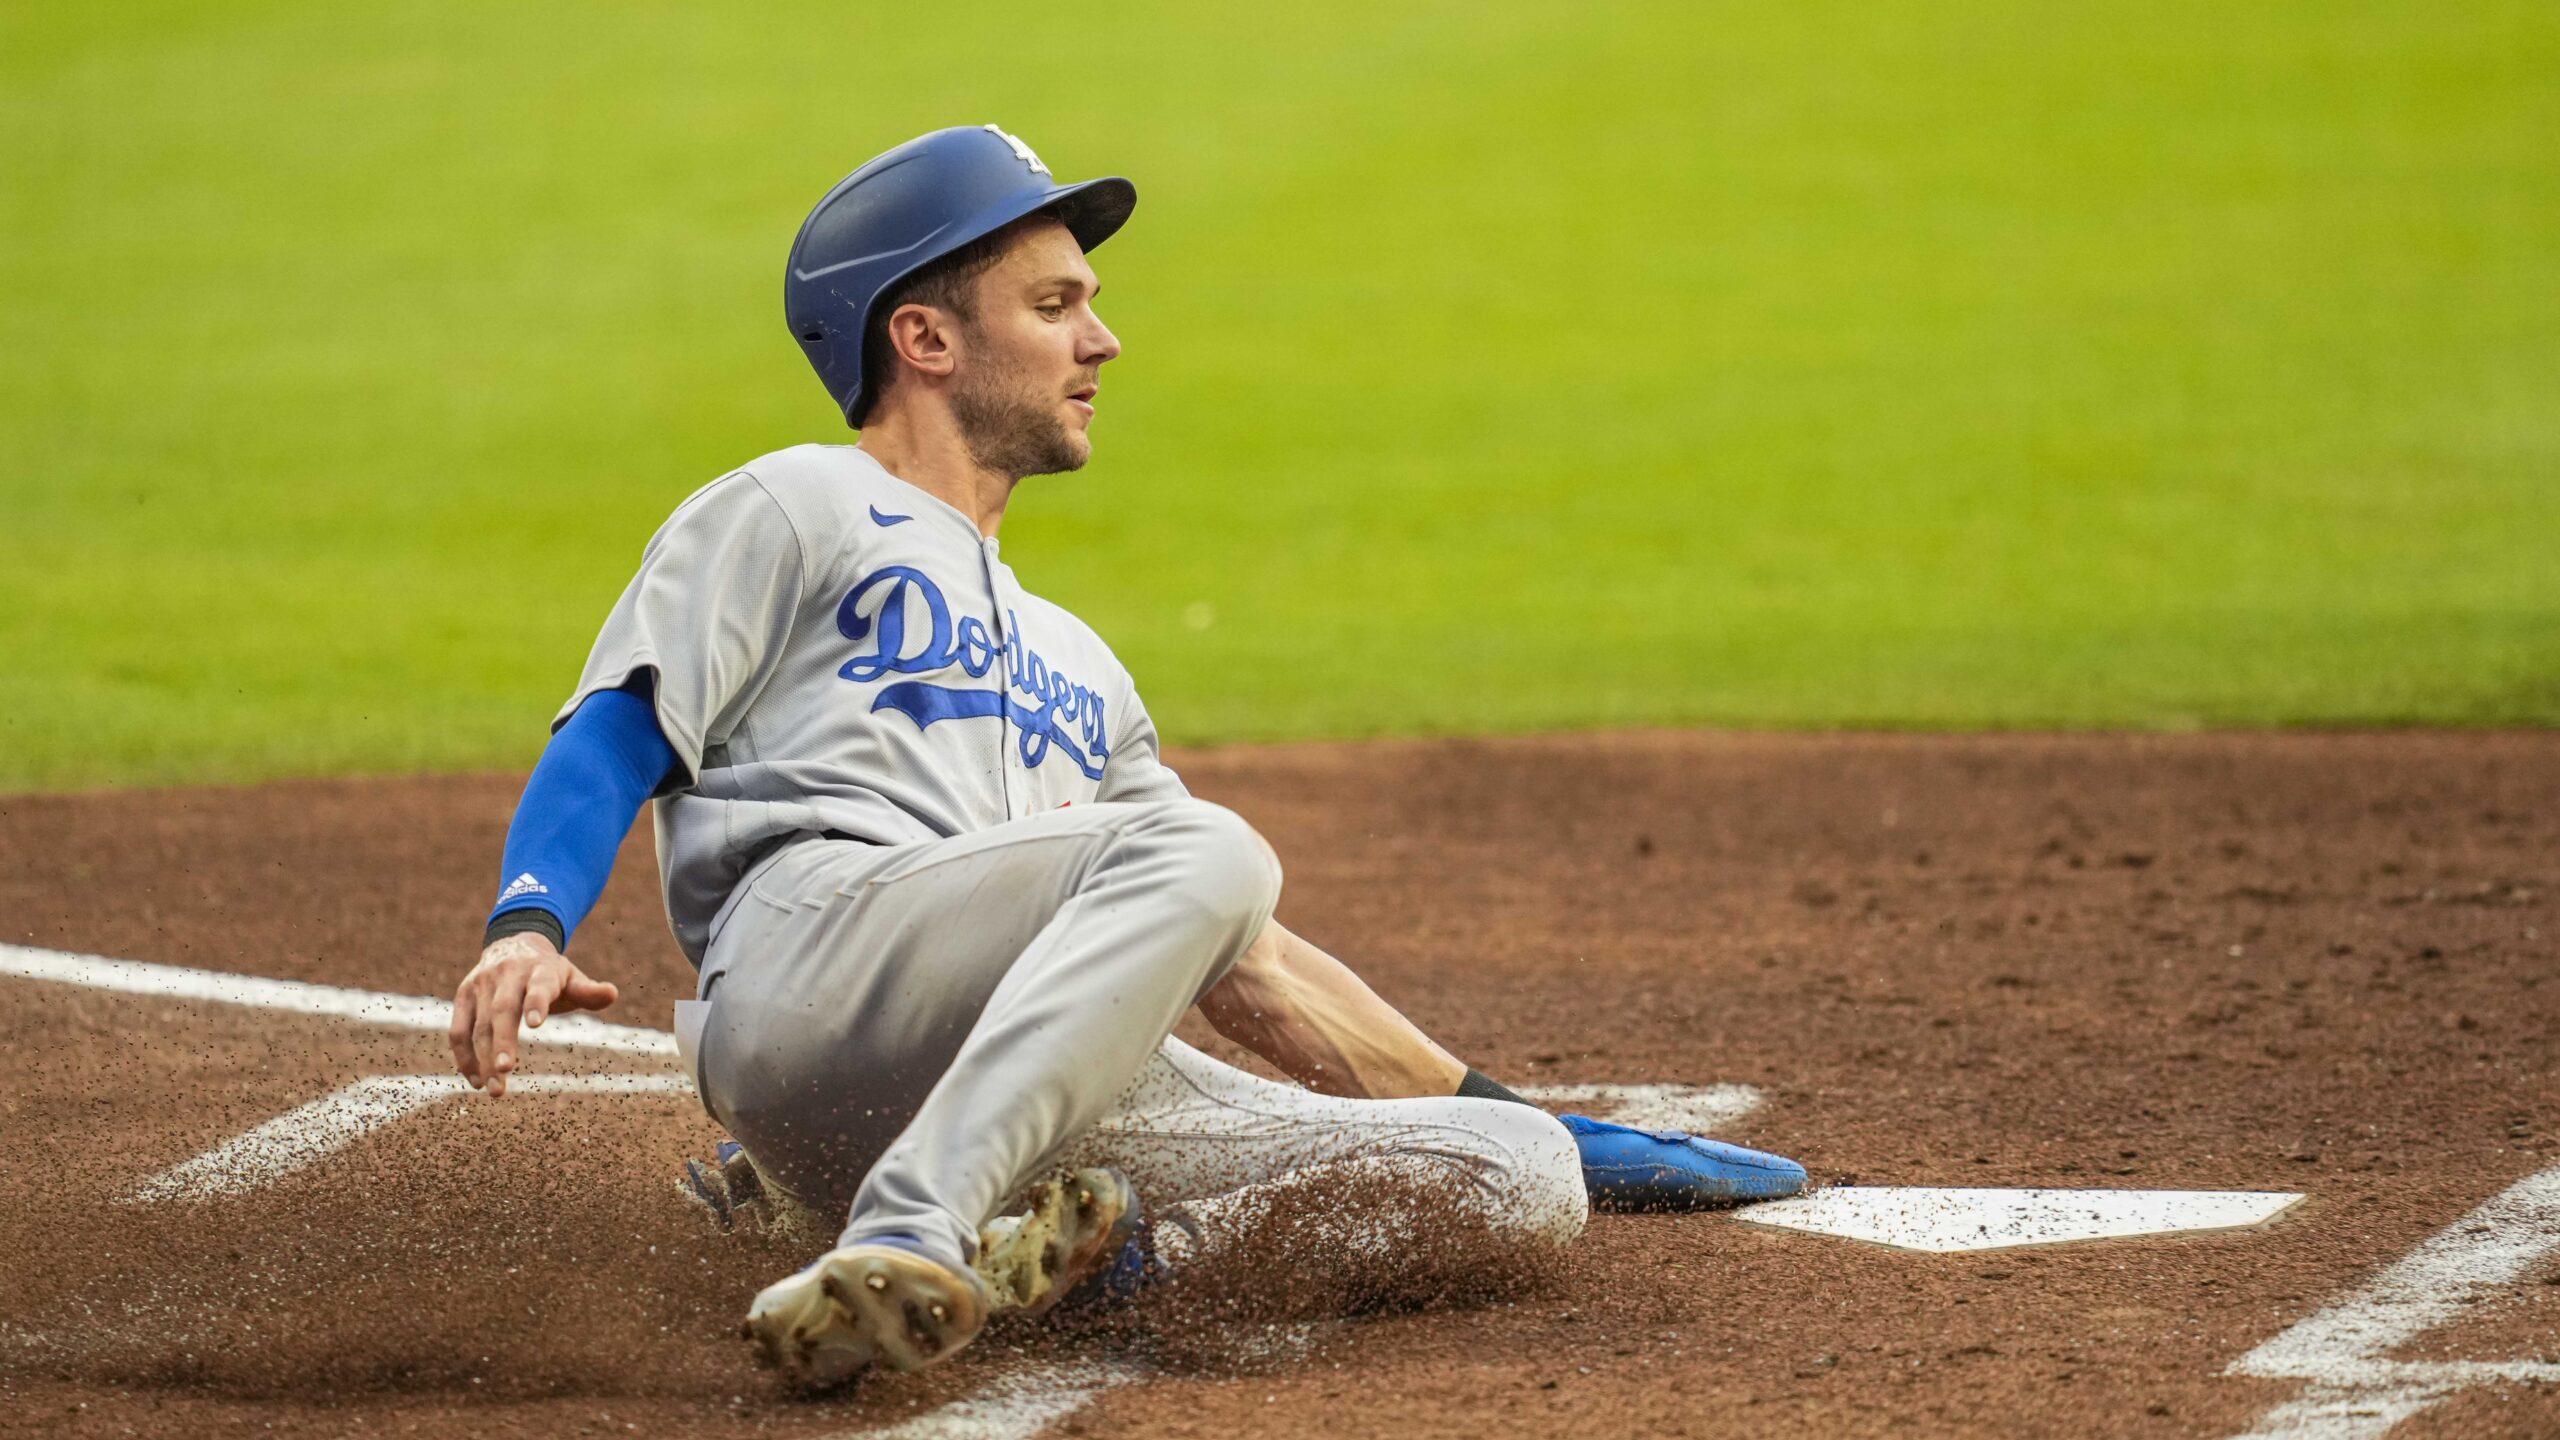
[0,730,2553,1439]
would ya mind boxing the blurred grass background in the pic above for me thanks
[2,0,2553,790]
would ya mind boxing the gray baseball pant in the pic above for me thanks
[686,797,1584,1267]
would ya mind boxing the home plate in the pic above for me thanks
[1733,1187,2305,1252]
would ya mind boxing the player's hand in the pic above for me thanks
[449,932,620,1096]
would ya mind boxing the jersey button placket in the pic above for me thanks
[980,538,1021,819]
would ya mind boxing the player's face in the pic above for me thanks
[949,221,1120,480]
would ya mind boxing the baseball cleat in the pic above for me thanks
[1561,1113,1809,1209]
[1049,1204,1198,1314]
[743,1242,991,1387]
[972,1166,1144,1317]
[679,1140,827,1243]
[679,1140,759,1231]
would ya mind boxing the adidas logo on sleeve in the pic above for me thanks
[498,872,550,903]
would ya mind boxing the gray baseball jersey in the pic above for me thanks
[586,441,1585,1271]
[560,442,1188,966]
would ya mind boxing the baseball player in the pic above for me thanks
[448,125,1804,1388]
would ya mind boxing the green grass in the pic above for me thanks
[3,1,2554,790]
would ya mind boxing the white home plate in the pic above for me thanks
[1735,1186,2304,1252]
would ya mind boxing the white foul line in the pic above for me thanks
[2224,1159,2560,1439]
[124,1072,697,1202]
[0,942,677,1057]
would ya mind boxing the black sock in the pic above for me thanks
[1455,1066,1533,1107]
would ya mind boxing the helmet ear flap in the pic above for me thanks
[790,316,858,425]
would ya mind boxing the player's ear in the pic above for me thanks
[886,303,961,381]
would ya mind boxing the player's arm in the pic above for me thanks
[1203,921,1811,1208]
[1095,681,1522,1098]
[450,683,678,1096]
[1200,919,1522,1102]
[1101,701,1518,1102]
[455,473,805,1093]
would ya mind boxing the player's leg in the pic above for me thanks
[1060,1036,1588,1259]
[695,797,1280,1267]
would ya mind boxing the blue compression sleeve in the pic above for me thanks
[483,687,679,951]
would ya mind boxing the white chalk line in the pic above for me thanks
[123,1072,696,1202]
[1518,1080,1763,1133]
[825,1314,1319,1437]
[0,942,677,1057]
[844,1359,1135,1440]
[2224,1159,2560,1439]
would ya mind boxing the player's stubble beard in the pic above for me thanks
[949,329,1092,481]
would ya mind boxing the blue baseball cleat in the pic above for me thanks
[1561,1113,1808,1209]
[678,1140,762,1231]
[1047,1205,1198,1314]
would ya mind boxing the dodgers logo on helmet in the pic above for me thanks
[983,124,1048,176]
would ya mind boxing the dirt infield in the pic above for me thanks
[1,731,2553,1439]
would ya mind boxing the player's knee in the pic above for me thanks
[1147,799,1282,932]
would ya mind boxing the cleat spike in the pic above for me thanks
[968,1166,1141,1319]
[744,1243,988,1388]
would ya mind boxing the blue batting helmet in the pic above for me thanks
[784,125,1136,427]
